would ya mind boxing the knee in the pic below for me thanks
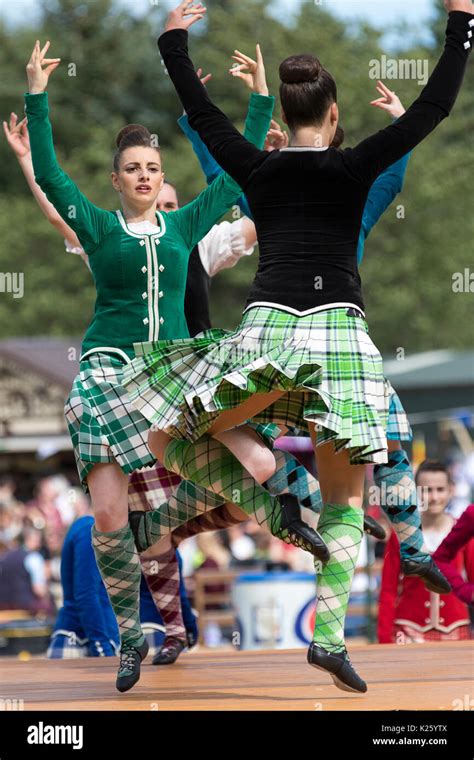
[93,505,125,533]
[248,446,276,484]
[148,430,168,461]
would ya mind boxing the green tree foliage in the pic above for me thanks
[0,0,471,354]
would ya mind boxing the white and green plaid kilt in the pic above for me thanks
[385,380,412,441]
[65,353,156,488]
[123,305,391,465]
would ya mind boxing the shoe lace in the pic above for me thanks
[343,648,353,666]
[119,645,138,672]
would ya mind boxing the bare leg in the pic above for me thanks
[87,463,146,674]
[214,425,277,484]
[88,462,129,531]
[144,422,325,556]
[207,390,284,435]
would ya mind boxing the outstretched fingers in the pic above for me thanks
[182,1,207,27]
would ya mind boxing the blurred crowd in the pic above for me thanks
[0,475,91,616]
[0,471,319,620]
[0,449,472,643]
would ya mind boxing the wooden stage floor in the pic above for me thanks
[0,641,472,711]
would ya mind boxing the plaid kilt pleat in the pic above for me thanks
[64,353,156,488]
[123,306,391,465]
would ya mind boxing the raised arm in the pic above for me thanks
[433,505,474,605]
[178,88,273,223]
[172,88,273,250]
[346,6,473,186]
[177,67,221,184]
[159,7,268,188]
[3,112,81,249]
[357,83,412,264]
[25,41,114,254]
[178,91,274,188]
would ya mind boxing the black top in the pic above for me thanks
[159,12,473,313]
[184,245,212,336]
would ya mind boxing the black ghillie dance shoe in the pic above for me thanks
[273,494,330,562]
[402,556,451,594]
[363,514,386,540]
[116,638,149,693]
[152,636,186,666]
[307,642,367,693]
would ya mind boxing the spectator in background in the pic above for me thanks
[434,504,474,607]
[0,527,53,615]
[195,533,231,572]
[378,461,474,644]
[0,476,24,545]
[25,477,65,543]
[447,453,474,518]
[49,475,79,527]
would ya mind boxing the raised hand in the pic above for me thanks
[444,0,473,12]
[3,113,31,158]
[164,1,207,33]
[229,45,269,96]
[26,40,61,94]
[370,81,406,119]
[264,120,289,152]
[196,67,212,87]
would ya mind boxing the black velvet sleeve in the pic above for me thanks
[158,29,268,189]
[345,11,473,185]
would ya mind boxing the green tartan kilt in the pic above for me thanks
[123,305,392,465]
[64,353,156,488]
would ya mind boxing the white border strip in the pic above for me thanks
[243,301,365,318]
[80,347,131,363]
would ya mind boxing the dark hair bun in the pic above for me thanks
[279,55,321,85]
[115,123,151,149]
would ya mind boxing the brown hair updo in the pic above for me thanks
[279,54,338,132]
[113,124,160,172]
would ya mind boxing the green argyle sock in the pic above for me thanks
[92,524,144,647]
[163,436,289,540]
[138,479,224,548]
[313,503,364,653]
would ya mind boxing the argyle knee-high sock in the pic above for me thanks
[373,449,429,562]
[140,541,186,641]
[163,436,288,540]
[172,502,248,545]
[265,448,323,515]
[137,479,225,549]
[313,504,364,653]
[92,524,144,647]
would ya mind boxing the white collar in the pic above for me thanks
[280,146,329,152]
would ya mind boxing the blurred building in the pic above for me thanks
[385,350,474,463]
[0,338,81,495]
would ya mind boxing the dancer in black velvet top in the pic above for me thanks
[124,0,473,693]
[158,6,472,314]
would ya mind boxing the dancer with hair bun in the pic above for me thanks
[177,59,452,582]
[124,0,472,692]
[23,23,326,691]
